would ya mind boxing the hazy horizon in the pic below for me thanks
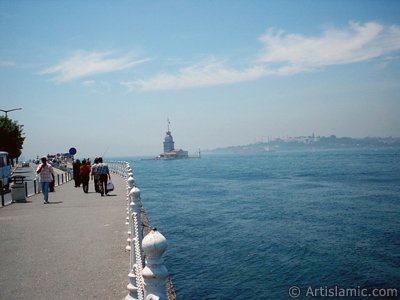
[1,1,399,158]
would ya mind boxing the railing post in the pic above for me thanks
[142,229,168,300]
[126,173,135,251]
[125,187,143,300]
[125,162,130,178]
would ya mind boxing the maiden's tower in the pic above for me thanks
[157,120,188,159]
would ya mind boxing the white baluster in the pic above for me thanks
[142,229,168,300]
[125,187,143,300]
[126,174,135,250]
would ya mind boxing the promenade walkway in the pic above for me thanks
[0,172,129,299]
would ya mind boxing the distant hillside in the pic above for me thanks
[206,135,400,154]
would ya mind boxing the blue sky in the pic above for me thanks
[1,0,400,158]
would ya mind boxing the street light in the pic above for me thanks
[0,108,22,118]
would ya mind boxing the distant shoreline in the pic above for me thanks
[205,135,400,155]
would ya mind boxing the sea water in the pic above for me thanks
[122,148,400,299]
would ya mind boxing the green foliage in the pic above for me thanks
[0,116,25,160]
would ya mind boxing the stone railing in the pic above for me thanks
[108,161,176,300]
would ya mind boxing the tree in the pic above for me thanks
[0,116,25,164]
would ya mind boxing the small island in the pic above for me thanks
[156,120,189,160]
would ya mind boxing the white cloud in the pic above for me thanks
[40,51,150,82]
[0,60,15,67]
[122,59,270,92]
[123,21,400,92]
[82,80,95,87]
[41,22,400,91]
[257,21,400,74]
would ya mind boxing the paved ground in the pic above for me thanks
[0,172,130,299]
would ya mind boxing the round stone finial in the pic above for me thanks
[142,229,167,260]
[127,176,135,188]
[129,187,141,199]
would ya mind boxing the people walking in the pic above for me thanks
[72,159,81,187]
[36,157,55,204]
[49,172,55,192]
[96,157,111,196]
[91,157,100,193]
[80,159,91,193]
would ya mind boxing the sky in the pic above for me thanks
[1,0,400,158]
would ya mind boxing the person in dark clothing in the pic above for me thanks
[91,157,100,193]
[49,173,55,192]
[80,159,91,193]
[96,157,111,196]
[72,159,81,187]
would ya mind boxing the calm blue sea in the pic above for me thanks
[121,148,400,299]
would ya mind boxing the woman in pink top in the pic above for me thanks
[36,157,54,204]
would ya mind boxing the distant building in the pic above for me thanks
[158,120,188,159]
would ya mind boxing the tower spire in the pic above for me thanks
[167,117,170,132]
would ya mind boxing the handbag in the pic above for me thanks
[106,181,114,192]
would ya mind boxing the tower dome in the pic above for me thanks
[163,130,175,152]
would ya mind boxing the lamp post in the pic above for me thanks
[0,108,22,118]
